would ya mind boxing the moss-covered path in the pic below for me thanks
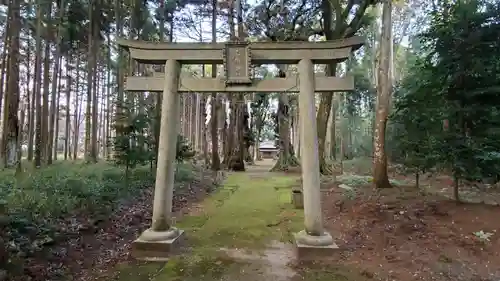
[110,160,369,281]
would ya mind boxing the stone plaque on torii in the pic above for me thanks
[117,36,364,260]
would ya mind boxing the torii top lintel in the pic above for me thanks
[116,36,364,65]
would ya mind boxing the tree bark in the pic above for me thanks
[64,56,71,160]
[85,0,93,161]
[373,0,393,189]
[47,0,65,164]
[0,18,10,135]
[315,0,372,174]
[90,0,99,162]
[26,27,34,161]
[271,68,300,172]
[210,94,221,170]
[200,66,209,166]
[33,0,43,168]
[1,0,21,168]
[53,62,63,160]
[324,99,335,160]
[315,63,337,174]
[210,0,221,171]
[105,33,112,159]
[41,4,52,165]
[73,54,81,160]
[114,0,125,155]
[191,93,198,148]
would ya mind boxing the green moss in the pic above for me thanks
[103,171,303,281]
[103,170,378,281]
[156,252,242,281]
[176,172,303,249]
[149,172,302,281]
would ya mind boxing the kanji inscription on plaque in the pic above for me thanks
[224,42,251,85]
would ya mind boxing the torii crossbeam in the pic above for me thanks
[118,36,364,261]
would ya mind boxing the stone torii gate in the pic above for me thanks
[118,37,363,260]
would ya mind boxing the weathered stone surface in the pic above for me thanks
[117,36,364,265]
[125,76,355,93]
[294,231,339,261]
[291,189,304,209]
[297,59,323,236]
[131,229,185,261]
[224,42,251,85]
[117,36,364,65]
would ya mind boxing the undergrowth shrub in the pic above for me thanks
[176,135,196,162]
[337,174,410,187]
[0,162,155,220]
[0,161,198,274]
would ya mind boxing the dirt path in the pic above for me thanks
[157,160,302,281]
[106,161,374,281]
[104,160,302,281]
[127,159,499,281]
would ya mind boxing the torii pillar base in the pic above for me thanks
[294,230,339,261]
[131,229,186,261]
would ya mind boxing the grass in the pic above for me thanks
[109,171,304,281]
[28,162,372,281]
[146,171,374,281]
[155,172,303,281]
[0,160,199,277]
[176,172,303,249]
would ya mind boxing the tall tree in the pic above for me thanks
[1,0,22,169]
[373,0,392,188]
[210,0,221,171]
[33,0,44,167]
[90,0,100,162]
[47,0,67,164]
[315,0,377,174]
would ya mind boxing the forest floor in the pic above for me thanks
[4,158,500,281]
[1,161,222,281]
[316,158,500,281]
[93,160,376,281]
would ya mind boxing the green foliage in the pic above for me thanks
[251,93,272,142]
[113,108,155,168]
[336,173,408,187]
[0,162,151,266]
[246,0,320,41]
[113,99,196,168]
[390,0,500,183]
[0,161,198,271]
[1,163,153,220]
[334,56,376,159]
[176,135,196,162]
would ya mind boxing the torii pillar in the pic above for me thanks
[118,37,364,261]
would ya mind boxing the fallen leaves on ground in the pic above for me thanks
[321,183,500,281]
[6,170,219,281]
